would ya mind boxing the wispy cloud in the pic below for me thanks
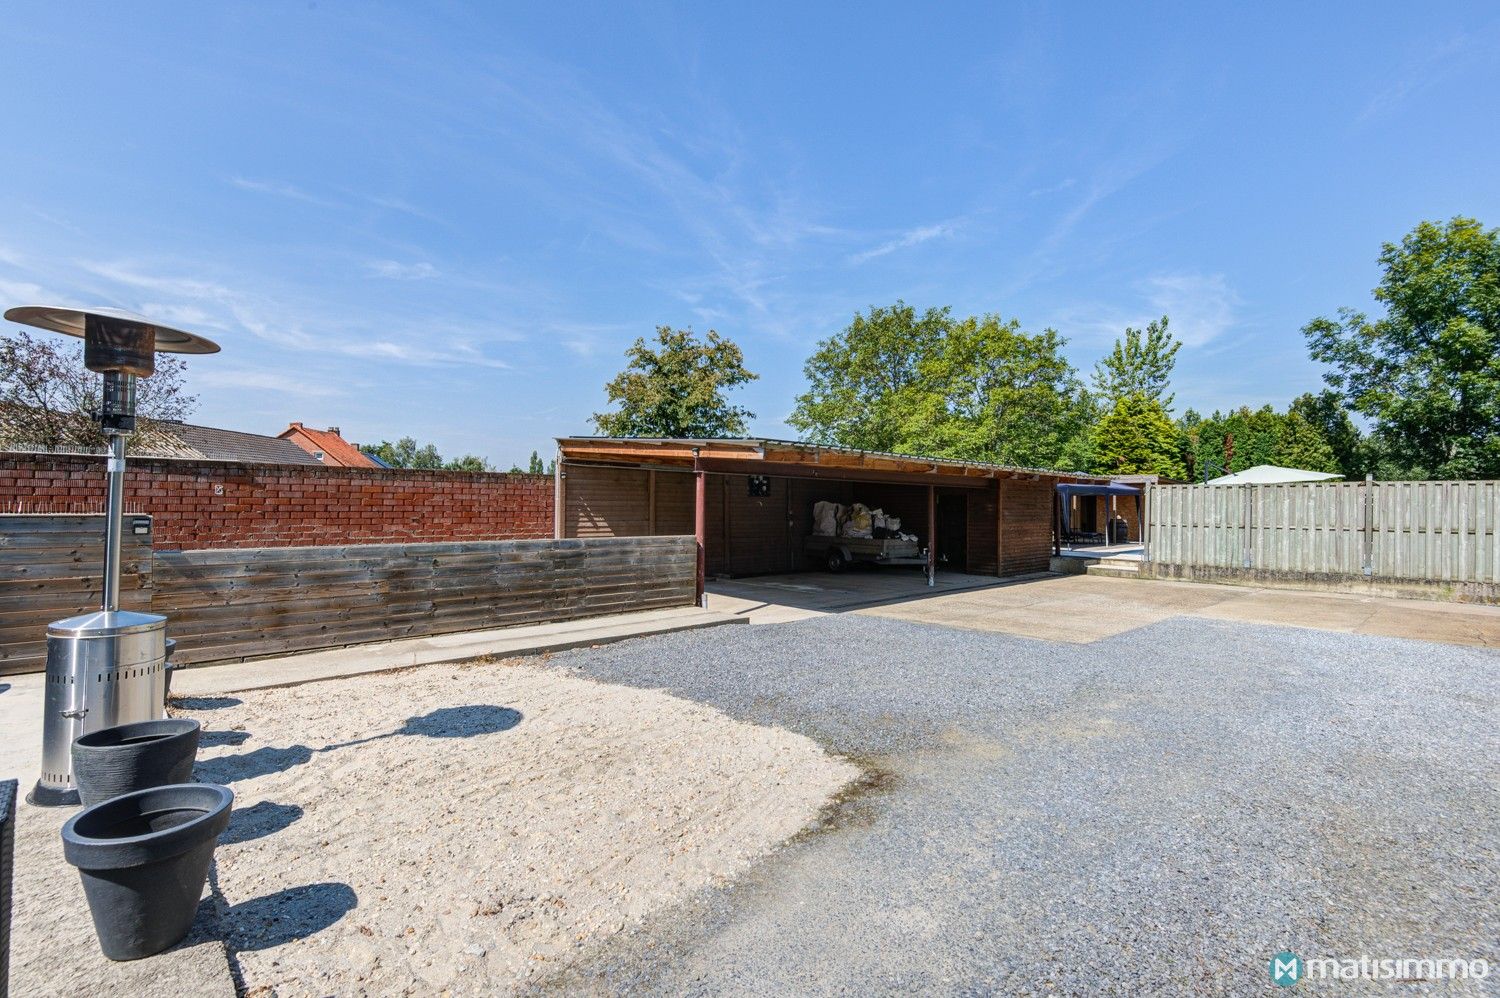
[1356,30,1494,124]
[848,221,961,265]
[1142,272,1238,348]
[366,259,440,280]
[229,176,341,208]
[1048,271,1239,351]
[190,367,348,399]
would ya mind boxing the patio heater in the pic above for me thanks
[3,306,219,806]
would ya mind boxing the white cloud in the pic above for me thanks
[190,367,347,399]
[1141,272,1239,348]
[848,221,960,265]
[365,260,440,280]
[229,176,340,208]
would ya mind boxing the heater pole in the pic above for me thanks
[101,431,126,613]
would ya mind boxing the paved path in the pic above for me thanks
[541,612,1500,995]
[711,571,1500,648]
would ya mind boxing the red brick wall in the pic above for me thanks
[0,454,554,549]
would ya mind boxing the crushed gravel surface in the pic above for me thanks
[539,614,1500,996]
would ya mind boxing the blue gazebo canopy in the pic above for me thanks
[1056,481,1141,535]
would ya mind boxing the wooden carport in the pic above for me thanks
[554,437,1103,606]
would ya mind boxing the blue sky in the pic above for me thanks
[2,3,1497,467]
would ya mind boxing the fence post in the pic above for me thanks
[1362,473,1374,576]
[1242,485,1254,568]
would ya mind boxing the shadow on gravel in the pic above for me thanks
[200,729,251,748]
[220,800,304,845]
[223,882,359,951]
[173,695,243,711]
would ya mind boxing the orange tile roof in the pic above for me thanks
[278,423,380,468]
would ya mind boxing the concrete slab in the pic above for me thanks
[708,569,1500,649]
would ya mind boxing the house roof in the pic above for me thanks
[0,406,321,465]
[278,423,380,468]
[166,422,323,465]
[556,436,1105,486]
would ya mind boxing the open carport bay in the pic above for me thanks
[540,607,1499,995]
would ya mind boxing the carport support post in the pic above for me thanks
[926,485,936,586]
[694,448,707,607]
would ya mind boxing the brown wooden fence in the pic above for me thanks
[0,514,696,674]
[0,515,154,674]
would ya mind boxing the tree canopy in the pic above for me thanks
[591,326,757,438]
[1093,393,1185,478]
[1304,216,1500,479]
[361,436,492,472]
[789,302,1093,468]
[1092,316,1181,409]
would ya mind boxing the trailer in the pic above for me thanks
[804,534,926,573]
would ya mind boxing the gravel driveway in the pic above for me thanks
[538,614,1499,995]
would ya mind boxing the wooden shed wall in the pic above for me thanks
[999,479,1054,575]
[561,462,1058,579]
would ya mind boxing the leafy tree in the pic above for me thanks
[361,436,491,471]
[592,326,757,437]
[527,450,545,474]
[790,301,949,451]
[898,315,1091,467]
[1092,316,1181,409]
[1092,393,1185,478]
[1304,216,1500,479]
[0,329,195,450]
[363,437,444,469]
[1183,404,1342,480]
[1288,391,1370,477]
[790,303,1090,467]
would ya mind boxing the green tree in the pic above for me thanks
[1304,216,1500,479]
[591,326,757,438]
[527,450,546,474]
[897,315,1091,467]
[790,303,1089,467]
[790,301,948,451]
[1289,391,1370,477]
[362,437,444,469]
[1092,316,1181,409]
[444,454,492,472]
[1273,410,1339,473]
[1092,393,1186,478]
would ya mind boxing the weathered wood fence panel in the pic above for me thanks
[0,515,153,674]
[154,535,696,664]
[1144,480,1500,601]
[1,516,696,673]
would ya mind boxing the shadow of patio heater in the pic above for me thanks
[4,306,219,806]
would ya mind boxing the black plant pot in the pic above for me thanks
[61,783,233,961]
[71,719,202,808]
[162,638,177,705]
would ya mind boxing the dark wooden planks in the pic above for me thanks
[152,535,696,666]
[0,515,154,674]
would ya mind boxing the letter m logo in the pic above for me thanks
[1270,952,1303,986]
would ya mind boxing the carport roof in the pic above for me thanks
[556,436,1105,485]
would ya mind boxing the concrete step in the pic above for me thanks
[1087,562,1140,579]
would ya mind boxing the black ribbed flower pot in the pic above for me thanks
[71,719,202,808]
[61,783,233,961]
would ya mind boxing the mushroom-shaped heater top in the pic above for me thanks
[4,305,221,434]
[4,305,220,376]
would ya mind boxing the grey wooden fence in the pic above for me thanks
[1144,480,1500,598]
[0,514,696,674]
